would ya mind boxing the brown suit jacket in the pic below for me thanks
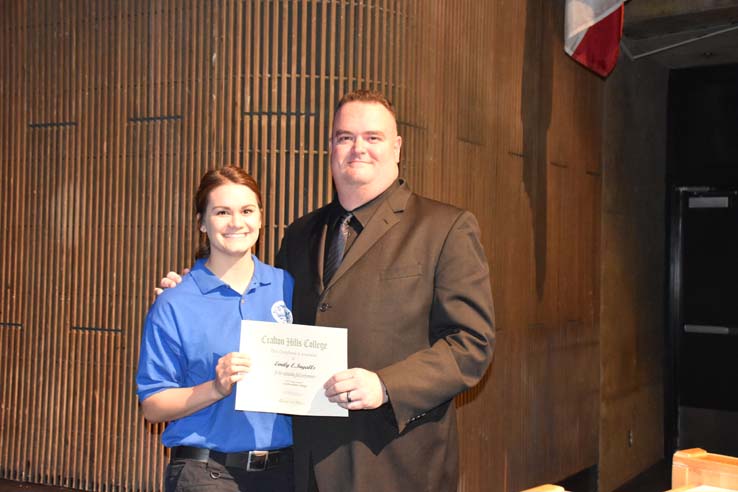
[276,180,495,492]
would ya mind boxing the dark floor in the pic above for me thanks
[554,459,671,492]
[0,460,673,492]
[612,460,671,492]
[0,480,74,492]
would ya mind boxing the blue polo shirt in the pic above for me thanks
[136,257,294,452]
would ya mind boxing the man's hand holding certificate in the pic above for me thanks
[235,321,348,417]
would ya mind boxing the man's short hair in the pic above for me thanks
[334,89,397,120]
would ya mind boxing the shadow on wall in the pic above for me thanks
[522,0,553,300]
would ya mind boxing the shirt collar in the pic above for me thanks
[189,256,272,295]
[333,179,402,228]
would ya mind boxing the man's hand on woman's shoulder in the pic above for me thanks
[153,269,189,296]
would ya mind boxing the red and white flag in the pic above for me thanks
[565,0,625,77]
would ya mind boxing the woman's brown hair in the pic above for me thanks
[194,165,262,259]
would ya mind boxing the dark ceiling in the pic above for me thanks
[622,0,738,68]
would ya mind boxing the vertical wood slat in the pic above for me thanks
[0,4,19,483]
[0,1,607,492]
[25,1,40,482]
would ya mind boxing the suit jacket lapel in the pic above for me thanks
[325,183,411,289]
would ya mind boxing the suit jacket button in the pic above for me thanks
[319,303,329,312]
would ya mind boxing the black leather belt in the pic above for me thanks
[171,446,292,472]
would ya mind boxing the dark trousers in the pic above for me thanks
[165,457,294,492]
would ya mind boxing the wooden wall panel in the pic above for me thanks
[0,1,609,491]
[401,0,603,490]
[599,54,668,492]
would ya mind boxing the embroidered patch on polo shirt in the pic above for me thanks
[271,301,293,323]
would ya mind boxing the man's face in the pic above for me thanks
[329,101,402,196]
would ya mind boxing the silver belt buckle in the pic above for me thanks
[246,451,269,471]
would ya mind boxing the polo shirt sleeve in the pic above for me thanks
[136,296,186,402]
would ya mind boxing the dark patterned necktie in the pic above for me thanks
[324,212,353,285]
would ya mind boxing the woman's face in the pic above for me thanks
[200,183,262,259]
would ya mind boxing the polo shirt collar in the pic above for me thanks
[190,256,272,295]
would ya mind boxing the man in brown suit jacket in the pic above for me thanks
[276,90,495,492]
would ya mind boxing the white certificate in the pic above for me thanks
[235,320,348,417]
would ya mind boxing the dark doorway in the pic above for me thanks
[669,188,738,456]
[667,64,738,458]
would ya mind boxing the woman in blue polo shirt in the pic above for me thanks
[136,166,294,492]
